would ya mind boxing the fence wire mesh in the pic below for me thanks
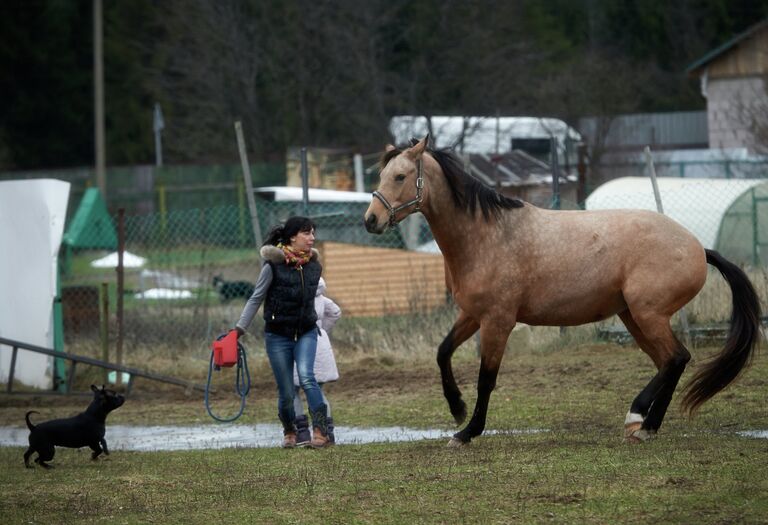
[59,200,437,355]
[60,170,768,356]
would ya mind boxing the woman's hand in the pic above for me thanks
[233,327,245,338]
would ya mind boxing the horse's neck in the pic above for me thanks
[421,182,493,266]
[420,168,531,278]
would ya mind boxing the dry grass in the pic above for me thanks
[1,341,767,525]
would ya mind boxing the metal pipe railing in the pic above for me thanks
[0,336,206,395]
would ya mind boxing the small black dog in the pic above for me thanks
[24,384,125,469]
[212,274,255,302]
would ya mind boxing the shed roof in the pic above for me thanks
[468,151,574,187]
[389,115,580,154]
[585,176,767,248]
[686,19,768,74]
[253,186,371,202]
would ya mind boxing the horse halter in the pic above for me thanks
[371,159,424,227]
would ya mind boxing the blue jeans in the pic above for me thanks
[265,329,323,429]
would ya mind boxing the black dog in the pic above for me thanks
[24,384,125,469]
[212,274,255,302]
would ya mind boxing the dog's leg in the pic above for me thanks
[36,444,55,468]
[23,447,35,468]
[100,438,110,456]
[90,442,103,460]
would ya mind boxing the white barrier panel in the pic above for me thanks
[0,179,70,389]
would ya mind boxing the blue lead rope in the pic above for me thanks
[204,337,251,422]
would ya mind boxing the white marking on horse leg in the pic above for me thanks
[624,411,644,439]
[625,412,644,425]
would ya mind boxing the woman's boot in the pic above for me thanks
[278,413,297,449]
[294,415,311,447]
[310,404,332,448]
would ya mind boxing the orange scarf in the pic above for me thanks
[278,243,311,268]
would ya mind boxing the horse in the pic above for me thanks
[364,136,761,446]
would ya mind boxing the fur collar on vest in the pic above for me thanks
[260,245,320,265]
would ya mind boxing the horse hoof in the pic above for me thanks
[447,437,468,448]
[625,428,655,444]
[624,421,642,439]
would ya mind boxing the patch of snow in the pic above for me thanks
[134,288,193,300]
[90,251,147,268]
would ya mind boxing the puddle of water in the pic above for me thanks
[4,425,763,450]
[0,425,543,451]
[737,430,768,439]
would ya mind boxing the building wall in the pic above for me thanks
[285,147,355,191]
[577,111,708,151]
[707,76,767,152]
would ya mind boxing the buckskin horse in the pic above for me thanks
[364,136,761,446]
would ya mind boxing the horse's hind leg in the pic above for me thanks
[619,310,690,442]
[449,320,512,446]
[438,309,479,425]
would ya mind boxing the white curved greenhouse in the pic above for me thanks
[586,176,768,266]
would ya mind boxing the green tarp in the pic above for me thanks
[62,188,116,250]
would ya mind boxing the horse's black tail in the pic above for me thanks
[681,249,761,415]
[25,411,39,431]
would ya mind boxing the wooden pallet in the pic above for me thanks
[320,241,448,317]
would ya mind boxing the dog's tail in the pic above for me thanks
[25,411,39,431]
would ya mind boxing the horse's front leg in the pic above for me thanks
[437,309,479,425]
[449,320,513,446]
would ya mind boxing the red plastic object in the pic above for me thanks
[212,331,239,368]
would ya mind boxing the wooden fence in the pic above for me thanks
[319,241,448,317]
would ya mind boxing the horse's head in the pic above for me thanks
[364,136,428,234]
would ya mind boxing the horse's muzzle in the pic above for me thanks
[364,212,385,234]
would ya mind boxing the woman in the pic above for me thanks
[234,216,330,448]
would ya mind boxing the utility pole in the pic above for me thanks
[93,0,106,197]
[153,103,164,167]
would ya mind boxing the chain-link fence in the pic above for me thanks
[59,199,439,356]
[59,166,768,358]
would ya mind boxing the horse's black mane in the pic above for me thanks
[380,145,524,221]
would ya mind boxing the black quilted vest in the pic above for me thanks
[263,259,322,339]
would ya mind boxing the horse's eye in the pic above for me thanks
[394,174,406,182]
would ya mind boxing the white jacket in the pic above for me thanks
[294,278,341,385]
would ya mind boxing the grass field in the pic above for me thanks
[1,339,766,524]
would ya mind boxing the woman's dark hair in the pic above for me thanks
[263,216,316,246]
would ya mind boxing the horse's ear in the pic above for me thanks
[407,135,429,159]
[385,144,396,152]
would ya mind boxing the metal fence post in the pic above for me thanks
[550,137,561,210]
[100,282,109,385]
[301,147,309,216]
[116,208,125,385]
[752,188,758,266]
[234,121,263,247]
[354,153,364,193]
[645,146,691,346]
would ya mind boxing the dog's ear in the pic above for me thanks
[90,384,99,393]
